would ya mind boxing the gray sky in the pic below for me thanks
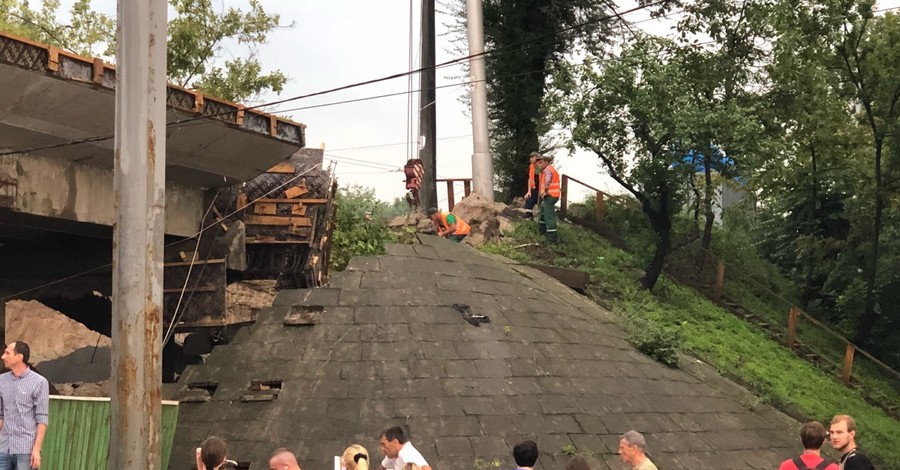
[60,0,900,206]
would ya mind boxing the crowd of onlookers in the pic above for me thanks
[192,414,876,470]
[0,340,880,470]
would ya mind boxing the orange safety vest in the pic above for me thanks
[439,212,470,235]
[528,163,538,189]
[539,165,561,198]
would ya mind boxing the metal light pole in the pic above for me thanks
[466,0,494,201]
[111,0,167,468]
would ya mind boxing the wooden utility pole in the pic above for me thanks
[418,0,438,211]
[111,0,166,468]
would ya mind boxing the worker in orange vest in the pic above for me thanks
[537,154,561,243]
[427,208,471,243]
[523,151,541,218]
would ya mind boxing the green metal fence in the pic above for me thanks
[41,395,179,470]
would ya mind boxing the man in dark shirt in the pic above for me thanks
[829,415,875,470]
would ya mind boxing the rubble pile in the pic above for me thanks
[387,193,523,246]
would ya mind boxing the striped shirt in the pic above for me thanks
[0,368,49,454]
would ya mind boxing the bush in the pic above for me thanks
[331,186,396,272]
[624,310,682,368]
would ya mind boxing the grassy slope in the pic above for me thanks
[481,221,900,469]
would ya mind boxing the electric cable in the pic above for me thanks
[0,0,670,157]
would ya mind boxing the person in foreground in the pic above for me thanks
[269,448,302,470]
[0,341,49,470]
[342,444,369,470]
[512,440,538,470]
[778,421,837,470]
[829,415,875,470]
[618,430,657,470]
[196,436,230,470]
[377,426,431,470]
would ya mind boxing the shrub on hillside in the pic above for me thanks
[626,314,682,368]
[331,186,396,272]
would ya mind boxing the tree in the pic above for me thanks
[0,0,114,57]
[829,8,900,345]
[759,0,900,353]
[661,0,775,249]
[553,37,699,290]
[0,0,287,102]
[447,0,613,199]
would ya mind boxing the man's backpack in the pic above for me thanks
[792,457,831,470]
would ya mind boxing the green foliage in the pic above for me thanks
[1,0,286,102]
[0,0,114,56]
[331,186,396,272]
[482,220,900,468]
[626,314,682,368]
[168,0,286,101]
[755,2,900,352]
[561,444,578,456]
[473,458,501,470]
[447,0,614,198]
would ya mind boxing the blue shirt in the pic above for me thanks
[0,368,49,454]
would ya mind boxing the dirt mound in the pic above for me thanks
[54,381,110,398]
[225,280,277,323]
[450,193,517,225]
[6,300,110,365]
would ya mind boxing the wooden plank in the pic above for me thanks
[524,263,590,293]
[164,259,225,268]
[595,191,606,223]
[842,344,855,384]
[243,215,312,226]
[246,240,310,245]
[163,286,217,294]
[714,259,725,298]
[291,204,307,216]
[786,307,800,349]
[267,162,296,174]
[283,186,308,199]
[254,202,278,215]
[257,198,328,204]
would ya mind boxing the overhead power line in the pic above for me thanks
[0,0,668,157]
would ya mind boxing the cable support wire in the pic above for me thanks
[162,190,221,347]
[4,1,897,159]
[0,0,670,158]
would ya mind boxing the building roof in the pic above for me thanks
[171,236,800,469]
[0,31,306,188]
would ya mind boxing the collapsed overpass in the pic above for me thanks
[0,31,333,376]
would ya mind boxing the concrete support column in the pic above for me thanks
[466,0,494,201]
[110,0,167,468]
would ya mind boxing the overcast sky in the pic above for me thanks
[60,0,899,207]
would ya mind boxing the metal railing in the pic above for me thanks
[437,178,472,211]
[559,175,610,222]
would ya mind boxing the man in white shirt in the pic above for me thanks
[377,426,432,470]
[619,430,658,470]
